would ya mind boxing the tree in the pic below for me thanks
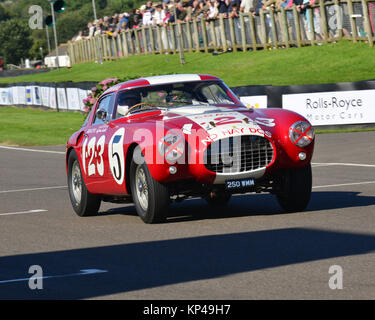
[0,3,13,21]
[0,19,33,65]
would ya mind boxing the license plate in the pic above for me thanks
[225,178,255,190]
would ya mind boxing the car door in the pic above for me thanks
[81,93,115,193]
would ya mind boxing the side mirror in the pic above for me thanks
[96,108,108,123]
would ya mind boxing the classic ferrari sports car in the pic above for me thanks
[66,74,315,223]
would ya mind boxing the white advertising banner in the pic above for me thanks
[11,87,18,105]
[57,88,68,110]
[66,88,81,111]
[40,87,50,107]
[240,95,268,109]
[282,90,375,126]
[32,86,41,105]
[49,87,57,109]
[25,86,33,105]
[17,87,26,105]
[0,88,9,105]
[78,89,89,111]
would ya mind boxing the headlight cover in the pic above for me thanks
[289,121,315,148]
[158,133,185,162]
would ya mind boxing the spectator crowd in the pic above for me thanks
[72,0,325,43]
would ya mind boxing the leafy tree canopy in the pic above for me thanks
[0,19,33,65]
[0,0,145,66]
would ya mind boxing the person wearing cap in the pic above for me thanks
[142,4,154,26]
[153,3,167,24]
[190,0,205,20]
[175,1,188,22]
[146,1,155,12]
[118,13,129,31]
[206,0,218,20]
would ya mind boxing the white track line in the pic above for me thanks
[0,209,48,216]
[0,145,65,155]
[313,181,375,189]
[0,269,108,285]
[312,162,375,168]
[0,186,67,194]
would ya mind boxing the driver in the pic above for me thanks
[116,92,141,117]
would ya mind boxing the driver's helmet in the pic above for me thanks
[118,92,141,107]
[117,92,141,116]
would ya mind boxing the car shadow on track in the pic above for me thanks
[100,191,375,223]
[1,227,375,299]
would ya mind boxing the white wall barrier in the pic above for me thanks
[0,85,92,112]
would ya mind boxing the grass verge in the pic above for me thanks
[0,107,85,146]
[1,40,375,86]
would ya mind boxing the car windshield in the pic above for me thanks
[116,81,241,115]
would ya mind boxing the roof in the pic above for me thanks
[101,74,221,96]
[45,45,69,58]
[119,74,220,91]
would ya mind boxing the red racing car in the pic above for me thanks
[66,74,315,223]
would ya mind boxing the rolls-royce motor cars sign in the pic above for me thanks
[282,89,375,126]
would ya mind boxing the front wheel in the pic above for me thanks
[130,157,170,224]
[276,164,312,213]
[67,149,101,217]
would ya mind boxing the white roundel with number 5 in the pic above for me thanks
[108,128,125,185]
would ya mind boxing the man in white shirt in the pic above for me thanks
[142,8,153,25]
[240,0,254,12]
[153,4,166,25]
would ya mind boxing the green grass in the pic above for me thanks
[0,107,85,146]
[1,40,375,86]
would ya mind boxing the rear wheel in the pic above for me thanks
[130,155,170,224]
[67,149,101,217]
[276,164,312,212]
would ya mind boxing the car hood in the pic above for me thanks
[160,105,275,142]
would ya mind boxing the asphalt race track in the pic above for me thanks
[0,131,375,300]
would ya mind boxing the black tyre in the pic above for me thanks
[130,156,170,224]
[276,164,312,212]
[67,149,101,217]
[204,192,231,206]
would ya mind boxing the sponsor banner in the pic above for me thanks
[240,95,268,109]
[11,87,19,105]
[40,87,50,107]
[25,86,33,105]
[282,90,375,126]
[32,86,41,105]
[49,87,57,109]
[0,88,9,105]
[17,87,26,105]
[79,89,89,111]
[66,88,81,111]
[57,88,68,110]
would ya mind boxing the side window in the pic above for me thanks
[201,84,234,104]
[93,94,115,125]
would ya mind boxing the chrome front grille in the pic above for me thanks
[204,135,274,173]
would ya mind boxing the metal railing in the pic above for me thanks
[67,0,375,65]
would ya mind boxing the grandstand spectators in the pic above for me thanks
[71,0,327,44]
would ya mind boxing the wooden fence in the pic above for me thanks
[68,0,375,65]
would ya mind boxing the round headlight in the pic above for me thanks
[289,121,314,148]
[158,133,185,162]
